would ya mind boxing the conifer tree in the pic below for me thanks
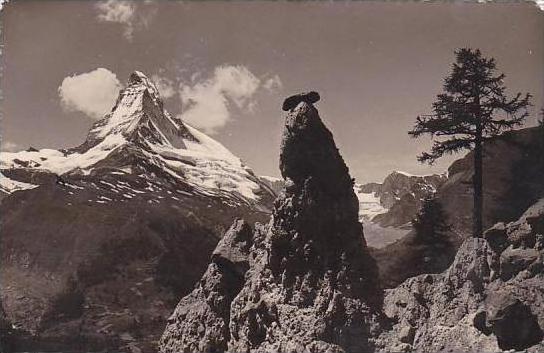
[412,197,451,244]
[409,48,531,237]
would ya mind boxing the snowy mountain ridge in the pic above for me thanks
[352,170,447,248]
[1,71,272,204]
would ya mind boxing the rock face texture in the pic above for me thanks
[379,199,544,352]
[160,219,255,353]
[437,127,544,238]
[161,100,381,352]
[0,72,275,352]
[0,299,15,353]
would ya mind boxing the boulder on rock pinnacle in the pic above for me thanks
[282,91,320,111]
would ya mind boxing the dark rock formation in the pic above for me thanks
[229,101,380,352]
[281,91,320,111]
[0,298,15,353]
[161,98,381,353]
[481,291,543,350]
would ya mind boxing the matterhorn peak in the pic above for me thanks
[82,70,188,150]
[128,70,151,84]
[126,70,162,102]
[0,71,275,204]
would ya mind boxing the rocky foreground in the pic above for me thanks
[159,97,544,352]
[379,199,544,352]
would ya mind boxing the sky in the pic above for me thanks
[1,1,543,183]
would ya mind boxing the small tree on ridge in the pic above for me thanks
[409,48,531,237]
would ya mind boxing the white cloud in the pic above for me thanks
[151,75,175,99]
[96,0,134,23]
[1,140,19,152]
[95,0,156,41]
[96,1,135,39]
[58,68,122,120]
[0,0,10,12]
[178,65,261,134]
[263,74,283,92]
[477,0,543,9]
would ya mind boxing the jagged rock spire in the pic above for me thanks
[227,99,380,353]
[160,94,381,353]
[270,101,375,296]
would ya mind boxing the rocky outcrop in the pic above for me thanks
[480,290,543,351]
[379,198,544,352]
[161,98,381,353]
[159,220,254,353]
[372,126,544,288]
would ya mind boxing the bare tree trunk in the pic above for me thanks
[473,130,484,238]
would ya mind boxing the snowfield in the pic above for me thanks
[354,185,410,248]
[0,172,38,194]
[355,188,388,220]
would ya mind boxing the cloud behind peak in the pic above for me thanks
[58,68,121,120]
[178,65,281,134]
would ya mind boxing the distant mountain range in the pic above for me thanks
[356,171,447,227]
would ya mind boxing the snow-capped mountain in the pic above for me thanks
[0,72,275,352]
[356,171,447,228]
[1,71,274,206]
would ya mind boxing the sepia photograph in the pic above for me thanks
[0,0,543,352]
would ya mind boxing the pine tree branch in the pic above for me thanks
[417,137,473,164]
